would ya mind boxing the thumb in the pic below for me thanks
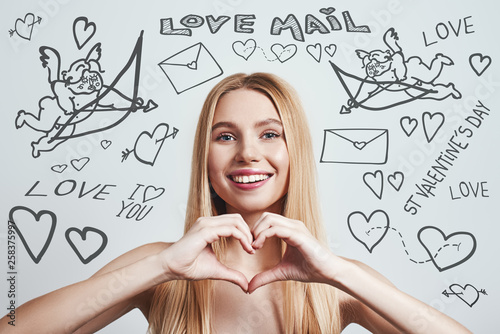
[247,266,283,294]
[213,264,249,293]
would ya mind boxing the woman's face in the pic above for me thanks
[208,88,290,215]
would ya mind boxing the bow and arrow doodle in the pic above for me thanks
[331,28,462,114]
[15,18,157,158]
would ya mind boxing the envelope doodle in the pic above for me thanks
[159,42,223,94]
[320,128,388,164]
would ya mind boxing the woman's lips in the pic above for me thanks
[227,170,272,189]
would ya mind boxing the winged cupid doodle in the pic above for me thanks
[331,28,461,114]
[15,31,157,158]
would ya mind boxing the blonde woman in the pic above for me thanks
[2,73,470,333]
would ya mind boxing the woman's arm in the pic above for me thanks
[0,243,168,334]
[1,214,254,334]
[332,258,470,333]
[248,212,472,334]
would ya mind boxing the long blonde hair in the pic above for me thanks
[148,73,341,333]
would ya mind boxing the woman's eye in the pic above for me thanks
[216,133,234,141]
[262,132,280,139]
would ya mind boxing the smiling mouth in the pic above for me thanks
[229,174,270,184]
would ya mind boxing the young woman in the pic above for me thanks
[2,73,471,333]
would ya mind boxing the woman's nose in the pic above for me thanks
[234,139,260,163]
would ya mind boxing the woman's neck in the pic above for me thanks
[222,209,282,278]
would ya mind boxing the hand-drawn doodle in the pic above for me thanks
[100,140,112,150]
[158,42,223,94]
[306,43,322,63]
[443,284,487,307]
[232,39,257,60]
[363,170,384,199]
[324,44,337,57]
[9,13,42,40]
[121,123,178,166]
[271,43,297,63]
[387,171,404,191]
[320,128,388,164]
[117,183,165,221]
[422,111,445,143]
[143,185,166,202]
[270,10,370,42]
[71,157,90,171]
[347,210,390,253]
[65,226,108,264]
[51,164,68,174]
[73,17,97,50]
[15,25,157,158]
[469,53,492,77]
[449,181,489,200]
[418,226,477,272]
[331,28,461,114]
[8,206,57,264]
[319,7,336,15]
[231,39,297,63]
[400,116,418,137]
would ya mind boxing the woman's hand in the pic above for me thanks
[160,214,255,292]
[248,212,337,293]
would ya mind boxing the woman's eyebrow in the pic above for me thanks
[211,121,235,132]
[211,118,282,132]
[254,118,283,128]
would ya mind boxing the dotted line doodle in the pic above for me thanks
[360,224,476,272]
[365,226,431,264]
[232,39,297,63]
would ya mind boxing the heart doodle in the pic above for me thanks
[71,157,90,171]
[400,116,418,137]
[15,13,36,40]
[449,284,481,307]
[354,141,367,150]
[51,164,68,174]
[187,61,197,70]
[324,44,337,57]
[363,170,383,199]
[65,227,108,264]
[348,210,389,253]
[306,43,322,63]
[134,123,169,166]
[143,186,166,203]
[319,7,335,15]
[469,53,492,77]
[270,43,297,63]
[387,171,404,191]
[422,112,444,143]
[9,206,57,264]
[73,17,96,49]
[101,140,112,150]
[417,226,477,272]
[232,39,256,60]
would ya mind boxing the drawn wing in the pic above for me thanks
[86,42,102,63]
[39,46,61,83]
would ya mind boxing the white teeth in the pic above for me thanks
[231,174,269,184]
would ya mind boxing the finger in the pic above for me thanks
[205,225,255,254]
[247,266,283,294]
[213,264,249,292]
[199,214,254,249]
[226,214,254,248]
[251,212,286,235]
[252,225,294,250]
